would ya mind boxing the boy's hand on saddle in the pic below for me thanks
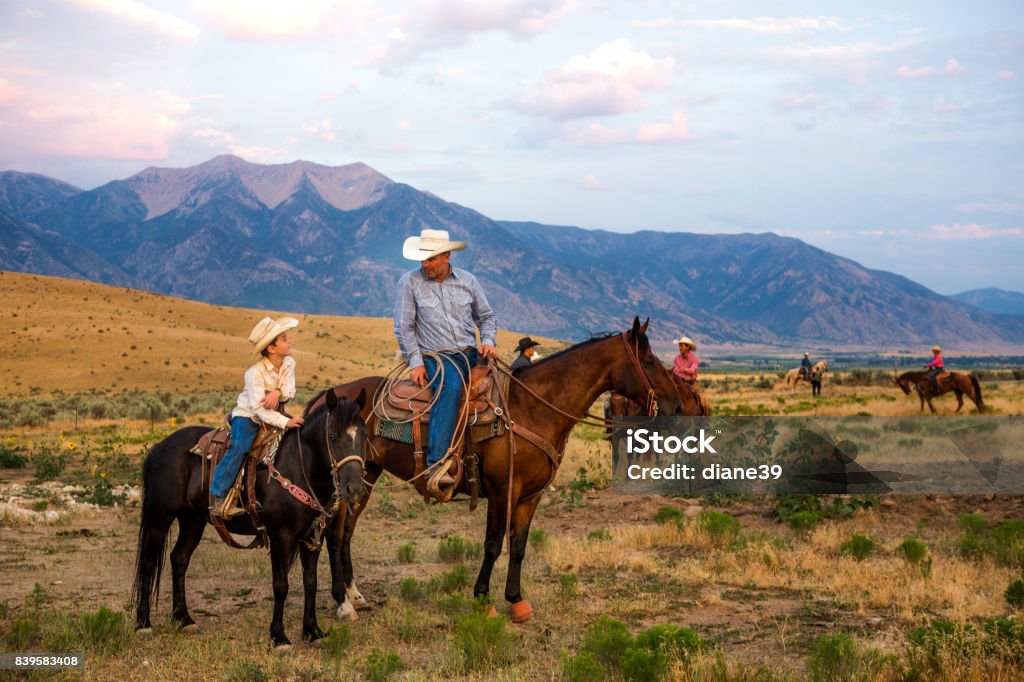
[410,366,428,388]
[285,416,304,429]
[262,389,282,409]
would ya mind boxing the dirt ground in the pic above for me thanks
[3,450,1024,680]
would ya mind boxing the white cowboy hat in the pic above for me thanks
[673,336,697,350]
[249,316,299,354]
[402,229,466,261]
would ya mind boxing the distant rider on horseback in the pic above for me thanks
[801,352,813,380]
[924,345,944,393]
[673,336,700,384]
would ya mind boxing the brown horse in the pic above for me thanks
[895,369,985,413]
[319,318,682,623]
[606,374,710,472]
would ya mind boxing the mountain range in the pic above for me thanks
[1,155,1022,349]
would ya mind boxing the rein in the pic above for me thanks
[267,406,365,549]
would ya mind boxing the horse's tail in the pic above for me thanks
[970,374,985,412]
[131,449,170,617]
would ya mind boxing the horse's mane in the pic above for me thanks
[302,388,333,418]
[515,331,634,373]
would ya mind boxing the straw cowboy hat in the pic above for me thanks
[249,316,299,354]
[674,336,697,350]
[931,345,942,353]
[402,229,466,261]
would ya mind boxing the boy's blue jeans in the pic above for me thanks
[422,350,477,467]
[210,416,260,498]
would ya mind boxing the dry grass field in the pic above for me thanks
[2,271,1023,681]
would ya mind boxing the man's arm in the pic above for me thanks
[469,275,498,358]
[394,274,424,370]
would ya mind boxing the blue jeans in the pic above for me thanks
[210,416,260,498]
[423,350,477,467]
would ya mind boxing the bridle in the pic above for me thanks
[619,331,660,417]
[266,401,366,549]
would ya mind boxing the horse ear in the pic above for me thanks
[640,317,649,335]
[325,388,338,411]
[355,387,367,410]
[630,316,641,338]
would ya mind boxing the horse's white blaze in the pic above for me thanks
[348,582,369,609]
[345,426,358,443]
[337,595,358,621]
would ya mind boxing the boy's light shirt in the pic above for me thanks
[231,356,296,429]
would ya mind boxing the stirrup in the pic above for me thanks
[425,453,463,503]
[212,489,246,519]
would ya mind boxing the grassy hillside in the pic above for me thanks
[1,270,557,397]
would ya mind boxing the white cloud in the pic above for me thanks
[303,117,338,141]
[932,101,959,114]
[998,69,1015,81]
[72,0,200,44]
[635,110,692,144]
[955,201,1024,215]
[4,89,191,160]
[630,17,674,30]
[190,0,369,41]
[0,78,24,107]
[578,174,608,191]
[924,223,1022,241]
[365,0,577,70]
[896,64,936,80]
[678,16,851,34]
[945,58,966,75]
[509,39,675,121]
[565,123,630,147]
[774,92,823,111]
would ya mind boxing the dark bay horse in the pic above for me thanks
[606,374,711,472]
[322,318,682,623]
[132,390,368,647]
[895,369,984,414]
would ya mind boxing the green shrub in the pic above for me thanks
[559,573,579,599]
[839,534,875,561]
[1006,578,1024,609]
[561,651,607,682]
[438,535,469,562]
[619,646,666,682]
[588,528,612,542]
[635,624,706,661]
[787,510,820,534]
[898,537,928,564]
[582,616,635,668]
[992,520,1024,567]
[653,506,682,525]
[438,564,471,593]
[398,577,424,602]
[806,632,888,682]
[958,513,989,535]
[396,543,416,563]
[78,607,129,653]
[32,448,67,482]
[529,528,549,551]
[453,610,519,672]
[364,648,404,682]
[698,510,740,543]
[0,442,28,468]
[5,617,39,650]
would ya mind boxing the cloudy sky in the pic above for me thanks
[1,1,1022,294]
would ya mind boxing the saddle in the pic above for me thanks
[190,419,284,550]
[374,365,510,505]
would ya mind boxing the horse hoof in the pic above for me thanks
[509,600,533,623]
[337,600,358,622]
[274,643,293,654]
[136,627,154,638]
[350,592,369,609]
[182,623,201,635]
[485,605,498,618]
